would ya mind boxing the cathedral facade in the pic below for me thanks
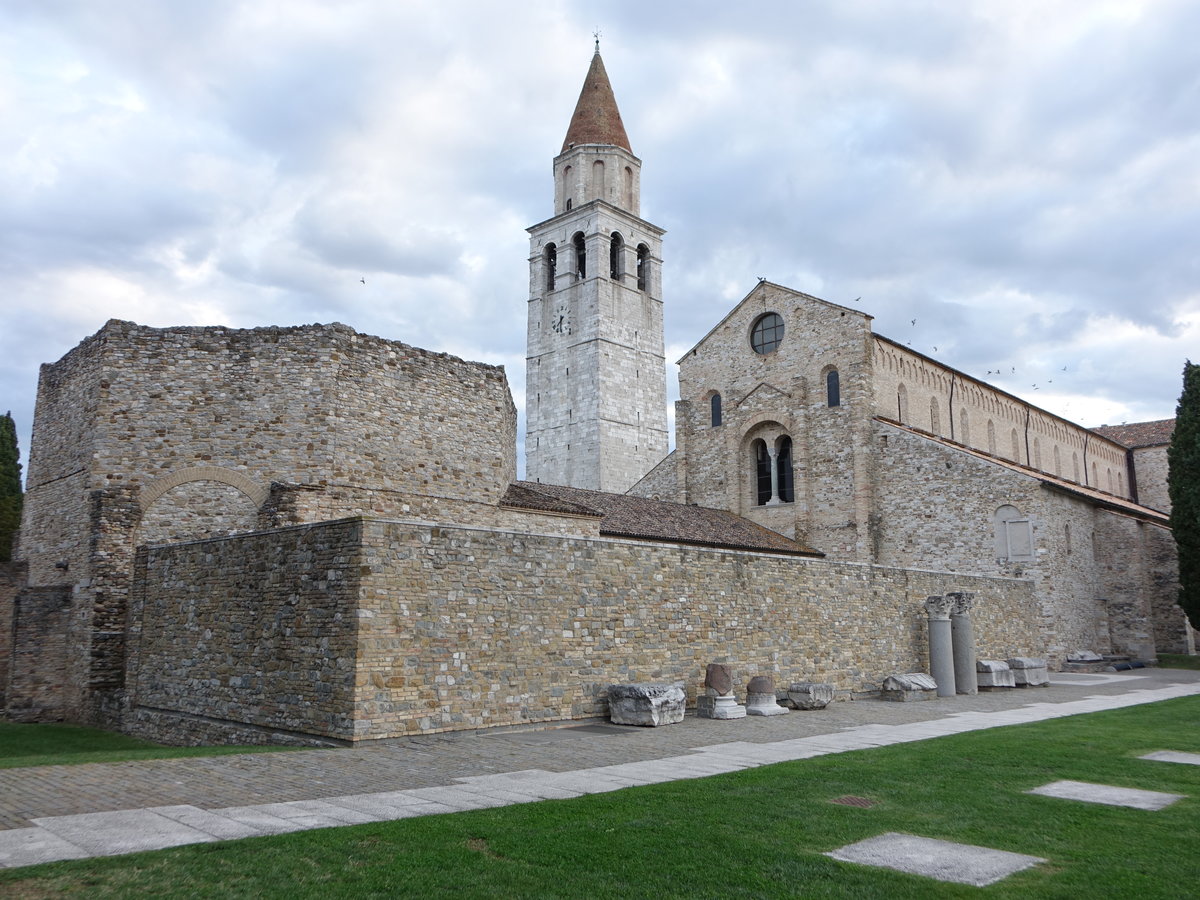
[0,51,1187,745]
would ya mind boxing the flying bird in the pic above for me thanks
[360,277,366,284]
[851,296,861,303]
[911,319,917,326]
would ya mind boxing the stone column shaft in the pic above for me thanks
[949,592,978,695]
[925,594,956,698]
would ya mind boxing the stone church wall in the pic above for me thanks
[1133,445,1171,513]
[676,283,878,559]
[871,338,1131,499]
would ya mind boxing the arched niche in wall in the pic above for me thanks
[137,466,268,546]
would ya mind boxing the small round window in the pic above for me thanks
[750,312,784,354]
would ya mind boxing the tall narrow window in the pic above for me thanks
[930,398,940,433]
[896,383,908,423]
[710,393,722,427]
[1053,445,1061,476]
[592,159,605,199]
[636,244,649,291]
[776,436,794,503]
[562,165,572,211]
[609,232,624,280]
[623,165,633,208]
[544,243,557,292]
[572,232,586,278]
[1073,452,1080,483]
[1033,438,1042,470]
[1011,428,1020,461]
[987,420,997,454]
[754,439,771,506]
[959,408,969,444]
[826,369,840,407]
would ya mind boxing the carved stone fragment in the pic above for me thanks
[881,673,938,702]
[607,683,685,726]
[976,659,1016,690]
[785,682,835,710]
[1007,657,1049,687]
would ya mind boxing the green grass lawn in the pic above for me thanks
[2,696,1199,899]
[0,721,294,769]
[1158,653,1200,670]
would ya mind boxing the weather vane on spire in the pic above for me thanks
[593,29,602,52]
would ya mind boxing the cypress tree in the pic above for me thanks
[0,411,21,563]
[1169,362,1200,629]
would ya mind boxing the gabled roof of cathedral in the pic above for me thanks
[561,50,632,153]
[1091,418,1175,449]
[502,481,823,557]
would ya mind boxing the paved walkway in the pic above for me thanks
[2,668,1198,869]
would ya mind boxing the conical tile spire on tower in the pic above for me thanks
[561,50,631,153]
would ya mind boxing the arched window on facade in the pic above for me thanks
[1033,438,1042,470]
[544,243,557,292]
[930,398,940,434]
[776,436,794,503]
[753,439,772,506]
[710,393,722,427]
[572,232,586,278]
[1011,428,1020,461]
[636,244,649,291]
[896,383,908,423]
[1053,445,1061,477]
[1092,461,1098,486]
[1073,452,1080,483]
[987,420,997,454]
[1117,470,1124,496]
[592,159,605,198]
[994,504,1034,562]
[826,369,841,407]
[609,232,624,280]
[959,408,970,445]
[1107,469,1114,493]
[562,165,572,210]
[623,166,633,208]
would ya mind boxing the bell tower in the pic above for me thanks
[525,48,668,492]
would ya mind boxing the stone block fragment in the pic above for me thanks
[785,682,835,710]
[1006,657,1049,687]
[607,683,685,727]
[1068,650,1103,662]
[881,673,937,702]
[975,659,1015,690]
[745,675,787,716]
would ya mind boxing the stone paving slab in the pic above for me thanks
[323,793,454,819]
[0,827,89,868]
[211,806,326,835]
[31,809,217,856]
[826,832,1046,886]
[1140,750,1200,766]
[1027,780,1185,810]
[149,804,264,840]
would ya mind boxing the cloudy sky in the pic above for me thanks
[2,1,1197,478]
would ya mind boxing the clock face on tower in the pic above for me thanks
[551,303,571,335]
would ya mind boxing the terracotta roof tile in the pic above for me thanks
[504,481,822,557]
[561,52,632,153]
[1091,419,1175,448]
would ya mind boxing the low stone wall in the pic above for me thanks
[123,516,1041,744]
[353,519,1041,738]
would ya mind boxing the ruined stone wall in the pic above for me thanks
[126,520,364,744]
[871,338,1131,498]
[6,585,72,721]
[1133,445,1171,513]
[1143,521,1187,654]
[352,519,1041,738]
[0,561,26,707]
[676,283,877,559]
[1093,512,1182,660]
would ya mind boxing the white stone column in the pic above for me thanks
[925,594,957,698]
[767,447,780,505]
[949,591,978,695]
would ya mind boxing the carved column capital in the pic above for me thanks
[948,591,975,616]
[924,594,955,620]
